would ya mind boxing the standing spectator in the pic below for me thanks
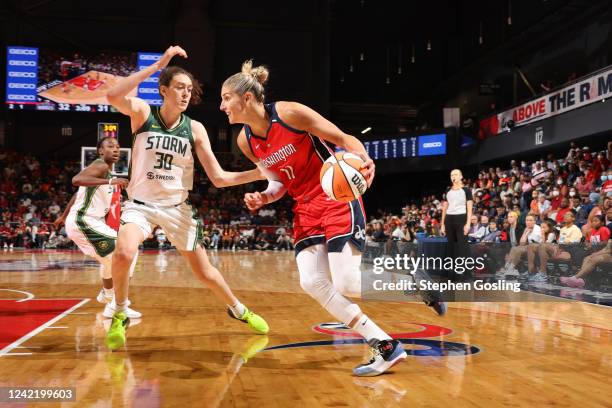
[441,169,473,272]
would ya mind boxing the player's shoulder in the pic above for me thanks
[189,119,207,141]
[275,101,311,120]
[273,101,312,133]
[87,158,111,173]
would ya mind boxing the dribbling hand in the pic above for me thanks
[352,151,376,187]
[158,45,188,70]
[244,192,267,211]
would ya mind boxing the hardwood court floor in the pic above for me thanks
[0,249,610,407]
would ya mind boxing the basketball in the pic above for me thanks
[319,152,367,202]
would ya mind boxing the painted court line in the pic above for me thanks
[0,298,90,357]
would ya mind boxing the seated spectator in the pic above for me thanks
[581,193,604,236]
[468,215,489,243]
[0,222,15,249]
[497,214,541,278]
[584,215,610,248]
[371,221,387,242]
[575,176,593,197]
[560,240,611,288]
[481,220,501,243]
[554,198,572,224]
[276,229,293,251]
[531,211,582,282]
[499,211,525,247]
[535,193,551,219]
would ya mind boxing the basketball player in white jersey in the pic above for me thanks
[54,136,141,319]
[104,45,269,350]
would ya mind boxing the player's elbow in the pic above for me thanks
[209,176,227,188]
[71,175,83,186]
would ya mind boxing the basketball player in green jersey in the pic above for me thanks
[105,45,268,350]
[55,136,140,319]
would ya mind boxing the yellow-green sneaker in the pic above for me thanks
[227,307,269,334]
[105,312,129,351]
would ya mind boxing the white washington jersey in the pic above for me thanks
[68,161,114,219]
[128,106,195,206]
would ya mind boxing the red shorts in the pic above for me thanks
[292,192,366,254]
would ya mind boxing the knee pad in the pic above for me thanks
[328,242,362,298]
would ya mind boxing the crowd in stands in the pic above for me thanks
[0,149,294,252]
[1,139,610,288]
[365,141,612,288]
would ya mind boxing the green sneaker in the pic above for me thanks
[105,312,129,350]
[227,307,269,334]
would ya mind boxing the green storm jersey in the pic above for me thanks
[128,106,195,206]
[70,161,113,218]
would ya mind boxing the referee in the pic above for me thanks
[441,169,473,265]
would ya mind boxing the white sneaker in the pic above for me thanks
[96,288,113,304]
[495,267,507,279]
[103,299,142,319]
[505,265,520,277]
[353,339,407,377]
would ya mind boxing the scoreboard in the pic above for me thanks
[5,46,162,112]
[98,122,119,140]
[364,133,446,160]
[364,137,417,160]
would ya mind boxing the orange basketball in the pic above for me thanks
[319,152,367,202]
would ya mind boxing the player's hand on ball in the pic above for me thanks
[352,151,375,187]
[112,178,130,188]
[244,192,267,211]
[158,45,188,69]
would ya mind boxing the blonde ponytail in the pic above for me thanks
[223,59,269,102]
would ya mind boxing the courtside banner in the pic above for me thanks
[480,66,612,138]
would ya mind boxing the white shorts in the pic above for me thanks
[65,213,117,258]
[120,200,203,251]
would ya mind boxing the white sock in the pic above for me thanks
[103,288,114,297]
[115,300,128,312]
[352,314,392,342]
[229,302,246,318]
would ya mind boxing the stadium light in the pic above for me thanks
[361,127,372,134]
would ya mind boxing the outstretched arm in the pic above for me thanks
[106,45,187,130]
[193,121,264,188]
[72,160,129,188]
